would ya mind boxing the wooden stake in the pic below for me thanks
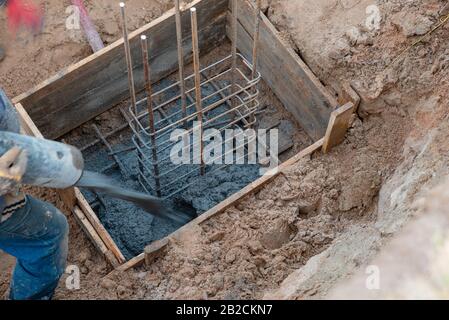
[322,102,355,153]
[191,7,205,176]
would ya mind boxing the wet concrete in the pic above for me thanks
[82,137,260,259]
[82,142,180,259]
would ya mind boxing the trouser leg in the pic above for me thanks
[0,196,69,300]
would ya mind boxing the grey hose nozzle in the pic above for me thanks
[0,131,84,188]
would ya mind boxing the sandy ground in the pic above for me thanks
[1,0,448,299]
[329,174,449,299]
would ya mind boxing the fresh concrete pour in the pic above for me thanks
[82,131,261,259]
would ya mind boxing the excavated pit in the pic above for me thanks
[62,42,312,260]
[2,0,444,301]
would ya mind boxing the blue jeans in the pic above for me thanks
[0,196,68,300]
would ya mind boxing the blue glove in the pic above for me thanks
[0,146,27,196]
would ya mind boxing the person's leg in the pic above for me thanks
[0,195,69,300]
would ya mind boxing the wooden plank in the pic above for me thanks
[144,238,169,266]
[338,82,360,111]
[74,188,127,264]
[228,0,338,141]
[115,253,145,272]
[73,206,119,268]
[15,103,44,138]
[322,102,355,153]
[72,207,108,254]
[126,139,325,271]
[14,0,228,139]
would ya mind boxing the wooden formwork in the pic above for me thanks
[13,0,355,270]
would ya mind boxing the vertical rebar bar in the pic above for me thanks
[252,0,262,81]
[190,7,205,176]
[119,2,137,116]
[175,0,188,124]
[249,0,262,126]
[230,0,238,113]
[141,35,162,197]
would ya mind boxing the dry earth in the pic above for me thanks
[0,0,448,299]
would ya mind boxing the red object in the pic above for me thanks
[6,0,43,33]
[71,0,104,52]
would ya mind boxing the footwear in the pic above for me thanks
[0,46,5,62]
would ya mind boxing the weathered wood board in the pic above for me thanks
[14,0,228,139]
[323,102,355,153]
[228,0,338,141]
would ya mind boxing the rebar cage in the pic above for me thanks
[126,53,261,198]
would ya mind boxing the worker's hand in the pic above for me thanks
[0,147,27,195]
[6,0,43,34]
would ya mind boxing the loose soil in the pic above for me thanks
[1,0,448,300]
